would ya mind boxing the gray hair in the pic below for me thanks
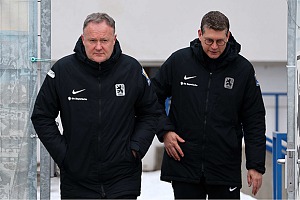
[200,11,229,35]
[83,13,115,32]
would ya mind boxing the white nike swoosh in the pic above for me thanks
[229,187,237,192]
[72,89,86,95]
[184,75,197,80]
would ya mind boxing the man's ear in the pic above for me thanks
[198,29,202,37]
[227,31,231,39]
[113,34,117,45]
[81,34,85,44]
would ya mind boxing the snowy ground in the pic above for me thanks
[38,170,256,199]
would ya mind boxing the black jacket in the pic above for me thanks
[151,35,266,187]
[31,38,159,198]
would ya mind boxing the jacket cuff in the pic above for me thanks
[130,142,141,156]
[246,163,265,174]
[157,130,169,142]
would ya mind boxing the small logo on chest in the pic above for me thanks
[115,84,125,96]
[224,77,234,89]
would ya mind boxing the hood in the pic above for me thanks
[73,37,122,72]
[190,33,241,71]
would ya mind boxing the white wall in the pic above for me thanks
[51,0,287,62]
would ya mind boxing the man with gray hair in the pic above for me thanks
[152,10,266,199]
[31,13,159,199]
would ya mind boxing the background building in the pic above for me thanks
[50,1,288,198]
[51,0,288,137]
[0,0,290,199]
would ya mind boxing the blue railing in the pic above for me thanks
[262,92,287,133]
[262,92,287,200]
[272,132,287,200]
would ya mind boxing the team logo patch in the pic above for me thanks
[47,69,55,78]
[115,84,125,96]
[254,74,260,86]
[142,68,151,86]
[224,77,234,89]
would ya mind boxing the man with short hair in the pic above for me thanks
[31,13,159,199]
[152,11,266,199]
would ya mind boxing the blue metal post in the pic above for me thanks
[272,132,287,200]
[262,92,287,132]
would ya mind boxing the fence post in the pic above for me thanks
[272,132,287,200]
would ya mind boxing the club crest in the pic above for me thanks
[115,84,125,96]
[224,77,234,89]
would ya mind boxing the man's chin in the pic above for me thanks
[208,54,220,59]
[92,58,106,63]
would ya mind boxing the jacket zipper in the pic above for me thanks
[202,72,212,174]
[97,64,104,195]
[101,184,106,198]
[98,64,102,161]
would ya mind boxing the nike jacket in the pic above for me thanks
[31,37,159,198]
[151,34,266,188]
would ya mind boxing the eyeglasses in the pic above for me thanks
[204,38,227,46]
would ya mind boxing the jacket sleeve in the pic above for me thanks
[151,56,176,142]
[31,68,67,167]
[242,67,266,174]
[130,67,161,158]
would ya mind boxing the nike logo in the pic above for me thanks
[229,187,237,192]
[72,89,86,95]
[184,75,197,80]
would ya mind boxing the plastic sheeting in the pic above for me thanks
[0,0,38,199]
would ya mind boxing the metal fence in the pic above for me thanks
[0,0,38,199]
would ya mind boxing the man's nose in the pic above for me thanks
[211,41,218,49]
[95,41,102,49]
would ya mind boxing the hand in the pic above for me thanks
[247,169,262,196]
[163,131,185,161]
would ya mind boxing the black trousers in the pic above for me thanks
[172,180,240,200]
[62,193,137,199]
